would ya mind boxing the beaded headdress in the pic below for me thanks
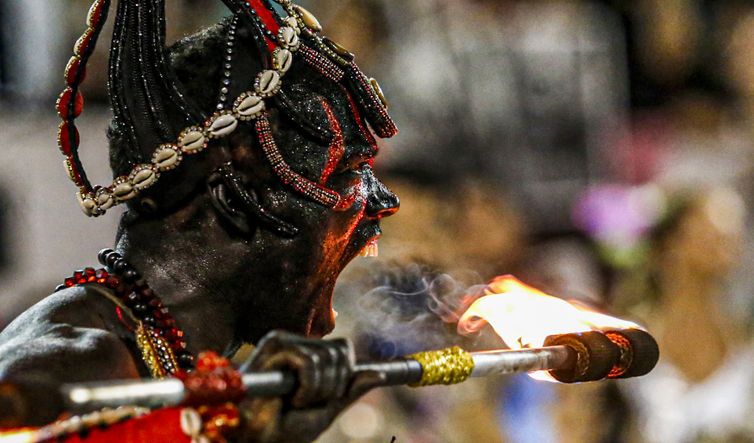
[56,0,397,218]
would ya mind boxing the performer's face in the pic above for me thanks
[232,68,399,342]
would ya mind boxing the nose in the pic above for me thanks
[366,177,400,219]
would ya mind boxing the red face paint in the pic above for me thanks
[320,100,346,185]
[343,87,378,152]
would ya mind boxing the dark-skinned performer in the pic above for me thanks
[0,0,399,441]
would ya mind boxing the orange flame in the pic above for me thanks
[458,275,639,381]
[0,428,37,443]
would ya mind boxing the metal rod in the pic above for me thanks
[62,345,574,413]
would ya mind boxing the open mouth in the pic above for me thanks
[359,238,379,257]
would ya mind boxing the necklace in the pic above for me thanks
[56,249,195,377]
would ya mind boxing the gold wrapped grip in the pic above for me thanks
[409,346,475,386]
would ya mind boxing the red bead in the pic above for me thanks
[166,328,182,340]
[74,29,94,57]
[105,275,120,289]
[197,352,219,371]
[65,158,86,188]
[84,268,96,282]
[64,56,86,86]
[114,283,128,296]
[87,0,106,28]
[57,122,80,156]
[64,278,75,287]
[73,270,84,280]
[95,269,108,284]
[56,88,84,119]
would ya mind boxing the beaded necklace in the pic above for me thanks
[57,249,195,377]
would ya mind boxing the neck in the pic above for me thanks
[114,212,245,357]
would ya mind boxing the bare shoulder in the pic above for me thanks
[0,285,140,382]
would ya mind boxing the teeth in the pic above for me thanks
[359,240,379,258]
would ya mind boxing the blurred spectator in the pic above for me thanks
[616,188,754,443]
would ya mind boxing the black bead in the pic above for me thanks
[97,248,114,265]
[133,303,148,314]
[54,284,66,292]
[143,315,156,326]
[113,259,129,273]
[125,293,141,307]
[122,269,140,282]
[105,252,121,268]
[139,288,155,301]
[177,353,194,368]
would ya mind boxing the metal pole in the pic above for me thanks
[63,345,574,413]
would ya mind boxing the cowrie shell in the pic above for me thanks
[278,27,299,50]
[95,188,114,210]
[255,70,281,96]
[180,408,202,437]
[208,112,238,138]
[130,166,157,191]
[78,192,97,216]
[153,144,181,170]
[285,16,300,34]
[113,178,136,200]
[273,48,293,73]
[235,93,265,120]
[179,128,207,153]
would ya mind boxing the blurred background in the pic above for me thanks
[2,0,754,442]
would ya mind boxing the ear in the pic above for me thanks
[207,163,299,238]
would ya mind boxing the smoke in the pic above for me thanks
[343,261,488,359]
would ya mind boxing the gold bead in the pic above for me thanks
[370,78,389,109]
[323,37,355,61]
[293,5,322,33]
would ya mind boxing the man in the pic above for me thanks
[0,0,399,441]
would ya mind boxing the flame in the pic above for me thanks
[0,429,37,443]
[458,275,639,381]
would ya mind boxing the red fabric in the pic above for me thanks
[61,408,191,443]
[246,0,280,51]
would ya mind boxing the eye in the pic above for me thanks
[340,155,373,175]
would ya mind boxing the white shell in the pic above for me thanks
[208,113,238,138]
[255,70,281,96]
[179,408,202,437]
[235,94,265,119]
[95,189,114,210]
[153,145,181,170]
[274,48,293,73]
[179,129,207,153]
[130,166,157,190]
[285,16,300,34]
[78,193,97,216]
[113,179,136,200]
[278,27,299,50]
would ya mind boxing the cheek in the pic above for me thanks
[325,181,367,243]
[334,180,364,212]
